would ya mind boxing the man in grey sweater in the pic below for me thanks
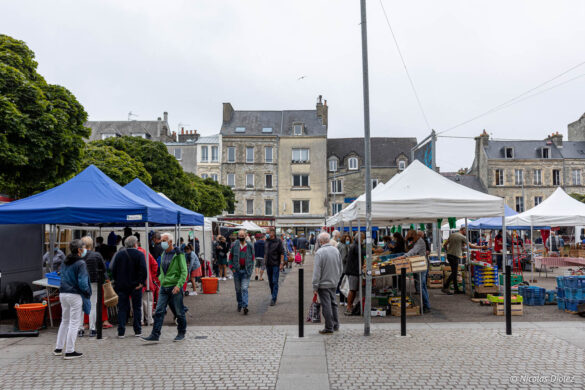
[312,232,343,334]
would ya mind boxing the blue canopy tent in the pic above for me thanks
[468,205,547,230]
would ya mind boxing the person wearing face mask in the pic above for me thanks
[54,239,91,360]
[142,233,188,343]
[77,236,107,338]
[228,230,255,315]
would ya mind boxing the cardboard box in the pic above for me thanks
[493,302,523,316]
[371,308,387,317]
[391,305,420,316]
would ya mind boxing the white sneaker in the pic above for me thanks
[189,291,198,296]
[222,277,227,281]
[228,276,233,280]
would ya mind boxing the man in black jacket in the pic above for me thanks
[78,236,108,337]
[110,236,147,338]
[344,232,364,316]
[264,228,284,306]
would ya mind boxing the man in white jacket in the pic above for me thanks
[312,232,343,334]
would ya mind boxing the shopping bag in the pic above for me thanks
[340,275,349,297]
[306,294,321,323]
[103,280,118,307]
[294,252,302,264]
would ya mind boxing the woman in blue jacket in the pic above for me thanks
[54,239,91,360]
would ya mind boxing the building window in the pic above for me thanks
[201,146,208,162]
[131,133,147,138]
[262,127,273,133]
[235,127,246,133]
[227,174,235,188]
[372,179,379,189]
[534,196,543,206]
[495,169,504,186]
[505,147,514,159]
[246,199,254,215]
[329,158,338,172]
[265,174,273,189]
[211,146,218,162]
[533,169,542,185]
[514,169,523,185]
[265,146,273,163]
[331,203,342,215]
[246,174,254,188]
[293,174,309,187]
[246,147,254,163]
[292,148,309,163]
[348,157,358,170]
[331,179,343,194]
[227,147,236,163]
[211,174,218,182]
[201,174,208,179]
[553,169,561,186]
[573,169,581,186]
[293,200,309,214]
[174,148,182,160]
[101,133,116,140]
[515,196,524,213]
[542,147,550,159]
[293,124,303,135]
[398,160,406,171]
[265,199,273,216]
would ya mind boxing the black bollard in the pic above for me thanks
[400,267,406,336]
[299,267,304,338]
[97,267,104,340]
[505,264,512,335]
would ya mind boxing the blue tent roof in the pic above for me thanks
[467,205,544,230]
[124,178,203,226]
[0,165,177,225]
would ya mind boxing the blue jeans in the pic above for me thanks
[117,288,142,336]
[233,269,250,308]
[151,286,186,339]
[420,271,430,309]
[266,266,280,302]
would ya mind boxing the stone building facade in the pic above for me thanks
[165,129,199,174]
[470,112,585,211]
[195,134,222,181]
[327,137,417,216]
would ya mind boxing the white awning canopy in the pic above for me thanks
[505,187,585,226]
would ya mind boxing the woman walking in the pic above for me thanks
[215,236,229,280]
[185,244,201,295]
[54,239,91,359]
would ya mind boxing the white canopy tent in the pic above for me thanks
[241,220,266,233]
[505,187,585,226]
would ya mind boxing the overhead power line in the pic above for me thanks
[379,0,431,130]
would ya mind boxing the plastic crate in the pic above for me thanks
[557,288,565,298]
[499,274,523,286]
[565,288,585,300]
[556,276,564,288]
[565,299,585,312]
[525,295,546,306]
[545,290,557,304]
[557,297,566,310]
[46,272,61,287]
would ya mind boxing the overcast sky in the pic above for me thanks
[2,0,585,171]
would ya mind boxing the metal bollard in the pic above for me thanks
[97,268,104,340]
[400,267,406,336]
[505,264,512,335]
[299,268,304,338]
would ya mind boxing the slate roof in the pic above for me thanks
[327,137,417,167]
[484,140,585,159]
[220,110,327,137]
[86,120,172,142]
[196,134,220,144]
[556,141,585,159]
[441,172,487,193]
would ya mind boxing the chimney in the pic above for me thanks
[163,112,168,122]
[546,132,563,148]
[223,103,234,123]
[321,99,328,128]
[470,130,489,176]
[316,95,323,118]
[181,128,184,135]
[157,117,162,138]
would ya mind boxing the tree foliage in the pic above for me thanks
[570,193,585,203]
[185,172,234,217]
[81,144,151,186]
[0,34,90,197]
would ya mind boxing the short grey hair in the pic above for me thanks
[81,236,93,250]
[318,232,330,244]
[69,239,84,255]
[238,230,247,236]
[161,232,173,241]
[332,230,340,239]
[125,235,138,248]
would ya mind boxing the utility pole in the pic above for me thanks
[360,0,373,337]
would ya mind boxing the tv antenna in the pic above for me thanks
[128,111,139,121]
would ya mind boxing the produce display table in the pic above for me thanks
[535,257,585,268]
[371,269,426,316]
[32,278,59,327]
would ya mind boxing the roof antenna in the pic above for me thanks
[128,111,138,121]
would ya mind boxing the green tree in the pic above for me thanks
[81,144,152,186]
[570,193,585,203]
[185,173,231,216]
[0,35,90,197]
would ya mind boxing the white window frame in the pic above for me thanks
[329,158,338,172]
[200,146,209,162]
[265,199,273,216]
[348,157,358,170]
[211,174,218,182]
[211,146,219,162]
[246,147,254,163]
[265,174,273,189]
[262,127,273,133]
[174,148,182,161]
[235,127,246,133]
[201,174,208,179]
[292,148,309,163]
[131,133,147,139]
[553,169,561,186]
[246,199,254,215]
[515,196,524,213]
[265,146,273,163]
[293,174,309,187]
[227,173,235,188]
[515,169,523,186]
[101,133,116,140]
[533,169,542,186]
[293,124,303,135]
[398,160,406,171]
[534,196,543,206]
[573,169,581,186]
[331,203,342,215]
[246,173,255,188]
[227,147,236,163]
[495,169,504,186]
[542,147,550,159]
[331,179,343,194]
[293,200,309,214]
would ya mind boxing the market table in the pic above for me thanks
[32,278,59,327]
[371,270,425,316]
[534,257,585,278]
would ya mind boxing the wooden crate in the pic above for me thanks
[493,302,523,316]
[391,305,420,316]
[475,285,499,294]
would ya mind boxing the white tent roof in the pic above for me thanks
[328,160,504,225]
[505,187,585,226]
[441,218,467,232]
[241,220,266,233]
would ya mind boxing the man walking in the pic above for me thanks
[254,234,266,281]
[142,233,188,342]
[295,233,308,265]
[229,230,255,315]
[312,232,343,334]
[264,228,285,306]
[443,227,484,295]
[79,236,107,337]
[110,236,147,338]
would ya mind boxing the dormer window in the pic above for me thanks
[235,127,246,133]
[348,157,358,170]
[293,123,303,135]
[328,157,338,172]
[398,160,406,171]
[262,127,273,133]
[542,147,550,159]
[505,147,514,159]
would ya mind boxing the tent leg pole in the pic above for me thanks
[202,223,206,278]
[503,216,511,335]
[145,222,151,328]
[358,219,362,316]
[530,224,534,284]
